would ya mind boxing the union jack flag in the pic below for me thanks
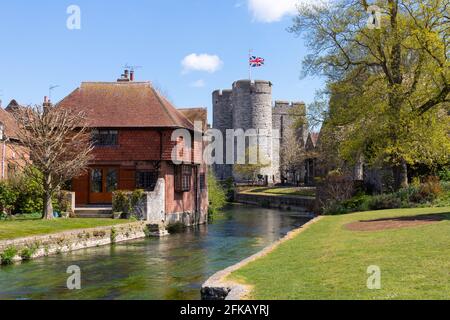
[249,56,265,67]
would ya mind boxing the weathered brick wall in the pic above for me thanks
[92,129,161,162]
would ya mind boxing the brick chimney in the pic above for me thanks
[117,69,130,82]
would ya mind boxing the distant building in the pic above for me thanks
[212,79,311,185]
[57,71,209,225]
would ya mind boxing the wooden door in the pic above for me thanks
[89,167,119,204]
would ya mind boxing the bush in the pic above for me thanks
[20,246,38,261]
[207,172,227,215]
[9,170,44,215]
[167,222,187,234]
[369,193,402,210]
[112,190,131,214]
[438,167,450,182]
[1,247,18,265]
[0,181,17,216]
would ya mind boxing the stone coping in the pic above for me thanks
[201,216,324,300]
[238,191,316,200]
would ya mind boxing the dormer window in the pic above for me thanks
[92,129,118,146]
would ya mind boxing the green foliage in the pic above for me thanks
[130,189,145,207]
[110,227,117,243]
[112,190,145,218]
[9,169,44,215]
[223,177,235,202]
[55,191,72,214]
[112,191,131,214]
[167,222,187,234]
[438,167,450,182]
[20,245,38,261]
[0,181,18,216]
[0,246,18,265]
[292,0,450,187]
[324,177,448,215]
[207,172,227,216]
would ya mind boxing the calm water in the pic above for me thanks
[0,204,311,300]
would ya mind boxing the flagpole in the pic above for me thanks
[248,49,252,81]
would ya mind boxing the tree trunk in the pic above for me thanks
[43,191,54,220]
[393,160,408,190]
[43,173,54,220]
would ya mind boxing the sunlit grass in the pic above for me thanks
[231,207,450,300]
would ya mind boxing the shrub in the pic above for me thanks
[55,191,72,214]
[438,167,450,182]
[112,191,131,214]
[1,247,18,265]
[110,227,117,243]
[167,222,187,234]
[369,194,402,210]
[20,246,38,261]
[130,189,145,207]
[9,169,44,215]
[207,172,226,215]
[0,181,17,216]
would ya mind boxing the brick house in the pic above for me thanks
[57,73,208,225]
[0,102,28,180]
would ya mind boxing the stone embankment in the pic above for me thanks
[0,222,168,264]
[201,216,323,300]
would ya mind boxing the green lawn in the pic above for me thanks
[246,187,316,198]
[0,218,130,241]
[230,207,450,300]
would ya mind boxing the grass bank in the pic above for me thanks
[230,207,450,300]
[0,218,130,241]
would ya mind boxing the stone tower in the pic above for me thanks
[212,89,233,180]
[231,80,276,183]
[213,80,280,183]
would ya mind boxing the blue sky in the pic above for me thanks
[0,0,324,123]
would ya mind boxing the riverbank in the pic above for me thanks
[235,189,316,213]
[227,206,450,299]
[0,218,130,241]
[0,205,310,300]
[0,220,161,264]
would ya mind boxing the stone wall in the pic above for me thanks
[212,80,308,184]
[235,192,316,213]
[0,222,151,264]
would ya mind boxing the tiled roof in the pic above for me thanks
[0,107,19,139]
[57,82,194,130]
[178,108,208,131]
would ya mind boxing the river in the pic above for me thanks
[0,204,311,300]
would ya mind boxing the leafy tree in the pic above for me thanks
[233,146,271,184]
[207,171,227,215]
[290,0,450,189]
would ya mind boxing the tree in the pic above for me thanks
[207,171,227,216]
[233,146,271,184]
[12,104,93,219]
[290,0,450,189]
[280,129,306,184]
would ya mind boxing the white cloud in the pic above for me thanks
[248,0,317,23]
[181,53,223,74]
[190,79,206,88]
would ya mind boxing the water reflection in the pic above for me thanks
[0,204,311,300]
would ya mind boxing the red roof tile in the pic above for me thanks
[0,107,20,139]
[57,82,194,130]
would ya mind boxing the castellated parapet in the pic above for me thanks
[213,80,307,184]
